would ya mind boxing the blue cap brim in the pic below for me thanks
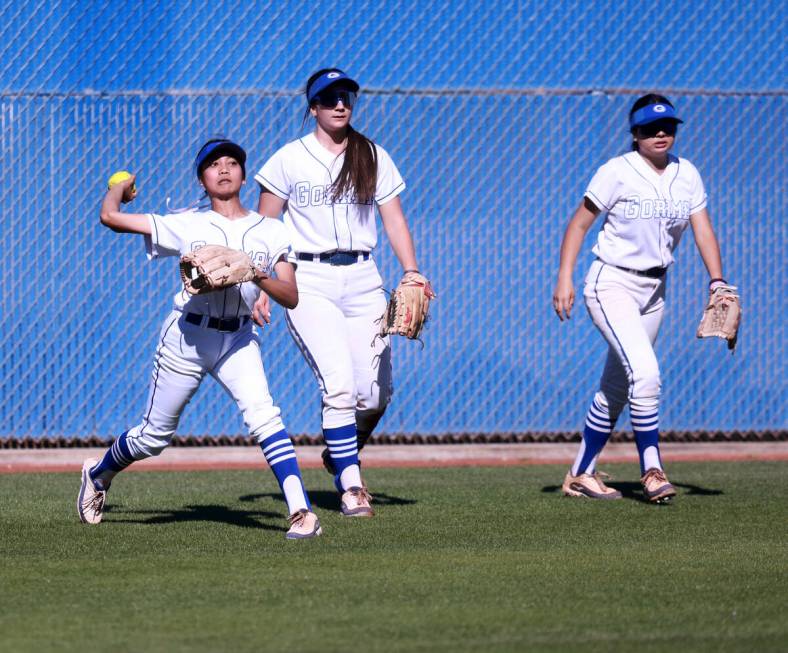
[307,71,360,103]
[194,140,247,177]
[630,103,683,128]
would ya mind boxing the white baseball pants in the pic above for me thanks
[583,260,666,417]
[124,311,285,458]
[285,258,392,430]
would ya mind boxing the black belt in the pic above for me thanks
[296,251,370,266]
[184,313,249,332]
[609,263,667,279]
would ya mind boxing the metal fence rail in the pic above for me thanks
[1,2,785,439]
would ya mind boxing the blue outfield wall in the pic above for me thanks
[1,1,786,438]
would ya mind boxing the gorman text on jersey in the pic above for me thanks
[624,198,691,220]
[294,182,374,208]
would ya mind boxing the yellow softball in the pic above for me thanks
[107,170,136,193]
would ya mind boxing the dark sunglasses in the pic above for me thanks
[637,120,678,138]
[314,89,357,108]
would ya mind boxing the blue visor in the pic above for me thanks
[307,70,360,104]
[630,103,683,128]
[194,140,247,177]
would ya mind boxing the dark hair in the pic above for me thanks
[194,138,247,179]
[629,94,675,151]
[304,68,378,204]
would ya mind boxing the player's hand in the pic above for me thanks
[252,290,271,327]
[115,175,137,204]
[553,277,575,321]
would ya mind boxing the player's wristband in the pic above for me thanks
[709,277,727,288]
[403,268,420,275]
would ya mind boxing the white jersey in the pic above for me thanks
[254,132,405,254]
[144,209,292,317]
[585,151,707,270]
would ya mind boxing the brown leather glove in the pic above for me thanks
[697,283,741,351]
[179,245,259,295]
[379,271,436,340]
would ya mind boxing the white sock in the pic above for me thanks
[339,464,362,491]
[642,446,662,472]
[282,475,308,514]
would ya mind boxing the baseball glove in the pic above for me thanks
[379,271,435,340]
[696,284,741,351]
[180,245,259,295]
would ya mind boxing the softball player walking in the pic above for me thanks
[77,139,322,539]
[553,94,731,502]
[254,68,426,516]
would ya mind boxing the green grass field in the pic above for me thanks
[0,461,785,652]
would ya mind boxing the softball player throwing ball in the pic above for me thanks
[553,94,733,503]
[254,68,430,516]
[77,138,322,539]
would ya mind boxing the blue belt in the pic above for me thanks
[184,313,249,332]
[297,251,370,266]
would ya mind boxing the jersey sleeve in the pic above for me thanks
[144,212,190,260]
[374,144,406,205]
[254,146,291,200]
[687,160,708,214]
[584,159,620,213]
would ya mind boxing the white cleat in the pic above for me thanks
[77,458,106,524]
[286,509,322,539]
[341,486,374,517]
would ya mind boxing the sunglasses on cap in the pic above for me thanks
[313,89,357,109]
[636,119,678,138]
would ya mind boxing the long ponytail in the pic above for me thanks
[304,68,378,204]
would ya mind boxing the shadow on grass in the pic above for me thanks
[541,481,723,502]
[239,490,418,512]
[106,504,286,531]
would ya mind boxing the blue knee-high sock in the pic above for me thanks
[90,431,136,490]
[324,424,360,492]
[259,430,310,512]
[572,398,615,475]
[631,405,661,475]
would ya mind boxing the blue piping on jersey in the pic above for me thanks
[298,138,343,251]
[284,310,327,395]
[593,263,635,400]
[238,215,268,319]
[256,174,288,199]
[585,190,610,212]
[376,181,405,205]
[623,154,666,269]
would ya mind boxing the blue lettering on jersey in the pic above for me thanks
[624,197,690,220]
[293,181,374,208]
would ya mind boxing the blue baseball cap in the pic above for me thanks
[629,103,683,128]
[307,69,360,104]
[194,139,247,178]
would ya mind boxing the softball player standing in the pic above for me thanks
[77,139,321,539]
[553,94,732,502]
[254,68,425,516]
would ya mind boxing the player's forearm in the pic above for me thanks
[690,211,723,280]
[557,200,598,281]
[99,187,124,229]
[379,202,418,271]
[256,278,298,309]
[557,222,587,281]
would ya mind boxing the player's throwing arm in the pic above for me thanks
[78,139,321,540]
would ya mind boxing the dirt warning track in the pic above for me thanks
[2,442,787,474]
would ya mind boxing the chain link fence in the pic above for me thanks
[1,1,786,440]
